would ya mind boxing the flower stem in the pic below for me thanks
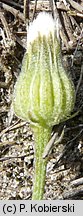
[31,125,52,200]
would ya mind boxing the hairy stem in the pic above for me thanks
[32,125,52,200]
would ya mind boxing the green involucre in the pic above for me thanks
[13,33,75,127]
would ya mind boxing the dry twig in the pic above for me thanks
[32,0,37,20]
[0,0,23,10]
[0,10,11,40]
[61,11,75,42]
[0,154,32,162]
[0,1,24,20]
[52,3,69,48]
[67,0,83,13]
[0,120,26,137]
[63,186,83,199]
[24,0,30,22]
[70,177,83,187]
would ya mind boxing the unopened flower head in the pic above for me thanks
[13,12,75,128]
[27,12,55,47]
[13,12,75,200]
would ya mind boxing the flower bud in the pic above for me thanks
[13,12,75,127]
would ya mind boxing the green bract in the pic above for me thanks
[13,34,75,128]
